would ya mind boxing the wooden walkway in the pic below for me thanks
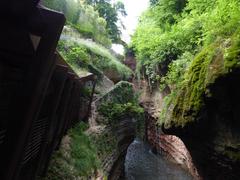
[0,4,96,180]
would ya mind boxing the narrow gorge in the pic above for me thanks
[1,0,240,180]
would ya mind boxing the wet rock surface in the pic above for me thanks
[125,139,193,180]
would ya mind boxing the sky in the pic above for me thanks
[119,0,149,43]
[111,0,149,54]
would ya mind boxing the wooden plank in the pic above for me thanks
[36,63,68,176]
[3,7,65,180]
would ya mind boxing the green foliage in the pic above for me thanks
[132,0,240,83]
[224,28,240,70]
[161,29,240,127]
[201,0,240,45]
[224,150,240,162]
[81,86,93,98]
[67,46,90,65]
[74,4,111,46]
[150,0,159,6]
[43,0,79,23]
[89,129,118,162]
[44,0,128,44]
[132,0,240,127]
[43,0,111,46]
[58,39,132,80]
[43,122,99,179]
[69,122,99,177]
[97,81,144,135]
[97,81,136,105]
[132,6,202,84]
[160,52,193,90]
[151,0,186,26]
[41,151,77,180]
[99,102,144,126]
[85,0,127,43]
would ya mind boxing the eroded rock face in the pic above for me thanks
[95,75,114,95]
[139,84,200,179]
[163,70,240,180]
[91,81,139,179]
[124,51,136,71]
[108,116,136,180]
[146,114,200,179]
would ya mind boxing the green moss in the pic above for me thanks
[58,39,132,81]
[43,122,99,179]
[99,102,144,127]
[224,151,240,162]
[98,81,136,105]
[97,80,145,137]
[69,123,100,177]
[89,130,118,163]
[224,29,240,70]
[80,86,92,98]
[163,43,218,127]
[40,151,78,180]
[162,28,240,128]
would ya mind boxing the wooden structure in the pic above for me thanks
[0,4,96,180]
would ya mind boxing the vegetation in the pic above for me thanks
[89,130,118,163]
[43,0,111,46]
[131,0,240,127]
[85,0,127,43]
[43,0,127,45]
[43,122,99,180]
[97,81,136,104]
[69,123,99,176]
[98,81,145,136]
[57,38,132,80]
[41,0,240,178]
[41,1,135,178]
[43,0,131,81]
[99,102,144,126]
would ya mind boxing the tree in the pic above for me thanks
[42,0,111,46]
[85,0,127,43]
[150,0,159,6]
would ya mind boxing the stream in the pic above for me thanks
[124,139,193,180]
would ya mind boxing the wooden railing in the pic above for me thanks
[0,5,95,180]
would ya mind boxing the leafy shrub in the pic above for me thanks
[58,39,132,81]
[132,0,240,85]
[89,130,117,162]
[131,0,240,127]
[43,122,99,179]
[160,28,240,127]
[99,102,144,126]
[160,51,194,90]
[97,81,136,105]
[43,0,111,46]
[69,122,99,177]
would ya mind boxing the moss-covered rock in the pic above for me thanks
[96,81,136,106]
[162,28,240,128]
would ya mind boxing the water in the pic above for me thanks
[125,139,193,180]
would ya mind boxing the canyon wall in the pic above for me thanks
[163,69,240,180]
[90,81,143,179]
[139,33,240,180]
[144,110,200,179]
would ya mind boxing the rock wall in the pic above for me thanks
[107,116,136,180]
[163,69,240,180]
[89,81,139,179]
[139,84,199,178]
[124,51,136,71]
[145,113,201,179]
[141,33,240,179]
